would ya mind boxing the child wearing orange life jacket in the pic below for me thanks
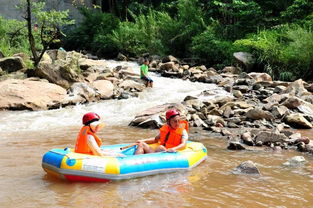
[135,109,188,155]
[75,112,124,157]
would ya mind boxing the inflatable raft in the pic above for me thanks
[42,141,207,182]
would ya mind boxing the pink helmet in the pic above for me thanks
[166,109,180,120]
[82,112,100,125]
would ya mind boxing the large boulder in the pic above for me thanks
[78,58,107,71]
[284,113,313,129]
[248,72,272,82]
[282,97,313,117]
[246,108,274,120]
[0,78,66,110]
[233,52,256,71]
[35,62,74,89]
[129,103,187,128]
[159,62,178,72]
[284,79,311,97]
[162,55,179,63]
[222,66,241,74]
[271,106,289,118]
[119,79,145,92]
[0,56,25,73]
[254,131,289,144]
[92,80,114,99]
[232,160,261,175]
[35,51,88,89]
[66,82,99,104]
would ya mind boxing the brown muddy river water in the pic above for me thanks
[1,125,313,208]
[1,61,313,207]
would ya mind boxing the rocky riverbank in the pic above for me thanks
[129,55,313,155]
[0,50,145,110]
[1,51,313,155]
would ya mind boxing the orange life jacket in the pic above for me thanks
[75,126,103,155]
[159,120,189,148]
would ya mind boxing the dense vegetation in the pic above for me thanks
[1,0,313,80]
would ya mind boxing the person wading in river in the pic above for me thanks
[140,59,153,88]
[134,109,188,154]
[75,112,124,157]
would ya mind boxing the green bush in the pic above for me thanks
[107,9,170,56]
[0,16,30,56]
[160,0,206,57]
[281,0,313,23]
[63,7,120,54]
[234,25,313,80]
[191,26,235,66]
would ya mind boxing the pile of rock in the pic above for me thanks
[130,55,313,154]
[0,50,145,110]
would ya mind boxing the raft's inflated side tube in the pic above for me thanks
[42,141,207,182]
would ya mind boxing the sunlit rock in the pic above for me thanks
[284,113,313,129]
[0,78,66,110]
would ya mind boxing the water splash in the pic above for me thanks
[0,60,228,132]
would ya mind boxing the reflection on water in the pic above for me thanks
[1,126,313,208]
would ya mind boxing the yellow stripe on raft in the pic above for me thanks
[104,157,120,174]
[60,151,120,174]
[183,143,206,167]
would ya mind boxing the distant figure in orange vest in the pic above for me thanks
[75,112,124,157]
[135,109,188,154]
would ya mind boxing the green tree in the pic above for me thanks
[20,0,74,66]
[281,0,313,23]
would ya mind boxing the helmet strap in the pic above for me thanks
[88,125,96,133]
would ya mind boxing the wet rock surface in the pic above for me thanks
[232,161,261,175]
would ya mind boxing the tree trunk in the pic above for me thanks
[101,0,116,14]
[26,0,39,66]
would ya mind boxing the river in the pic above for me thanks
[0,61,313,208]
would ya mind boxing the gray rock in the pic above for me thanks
[66,82,99,103]
[283,156,306,167]
[284,113,313,129]
[284,79,311,97]
[233,90,243,98]
[248,72,272,82]
[222,66,241,74]
[241,131,254,146]
[162,55,179,63]
[232,160,261,175]
[271,105,289,118]
[227,135,246,150]
[274,85,287,94]
[0,56,25,73]
[254,131,289,144]
[233,85,250,93]
[246,108,274,120]
[233,52,255,71]
[117,53,127,61]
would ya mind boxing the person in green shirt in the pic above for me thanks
[140,59,153,88]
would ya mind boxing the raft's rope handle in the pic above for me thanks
[50,146,205,161]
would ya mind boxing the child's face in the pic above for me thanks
[168,115,181,129]
[90,121,105,132]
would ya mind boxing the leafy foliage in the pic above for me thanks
[0,16,30,56]
[64,7,119,55]
[191,26,235,66]
[234,25,313,80]
[106,10,168,56]
[2,0,313,80]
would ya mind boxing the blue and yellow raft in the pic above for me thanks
[42,141,207,182]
